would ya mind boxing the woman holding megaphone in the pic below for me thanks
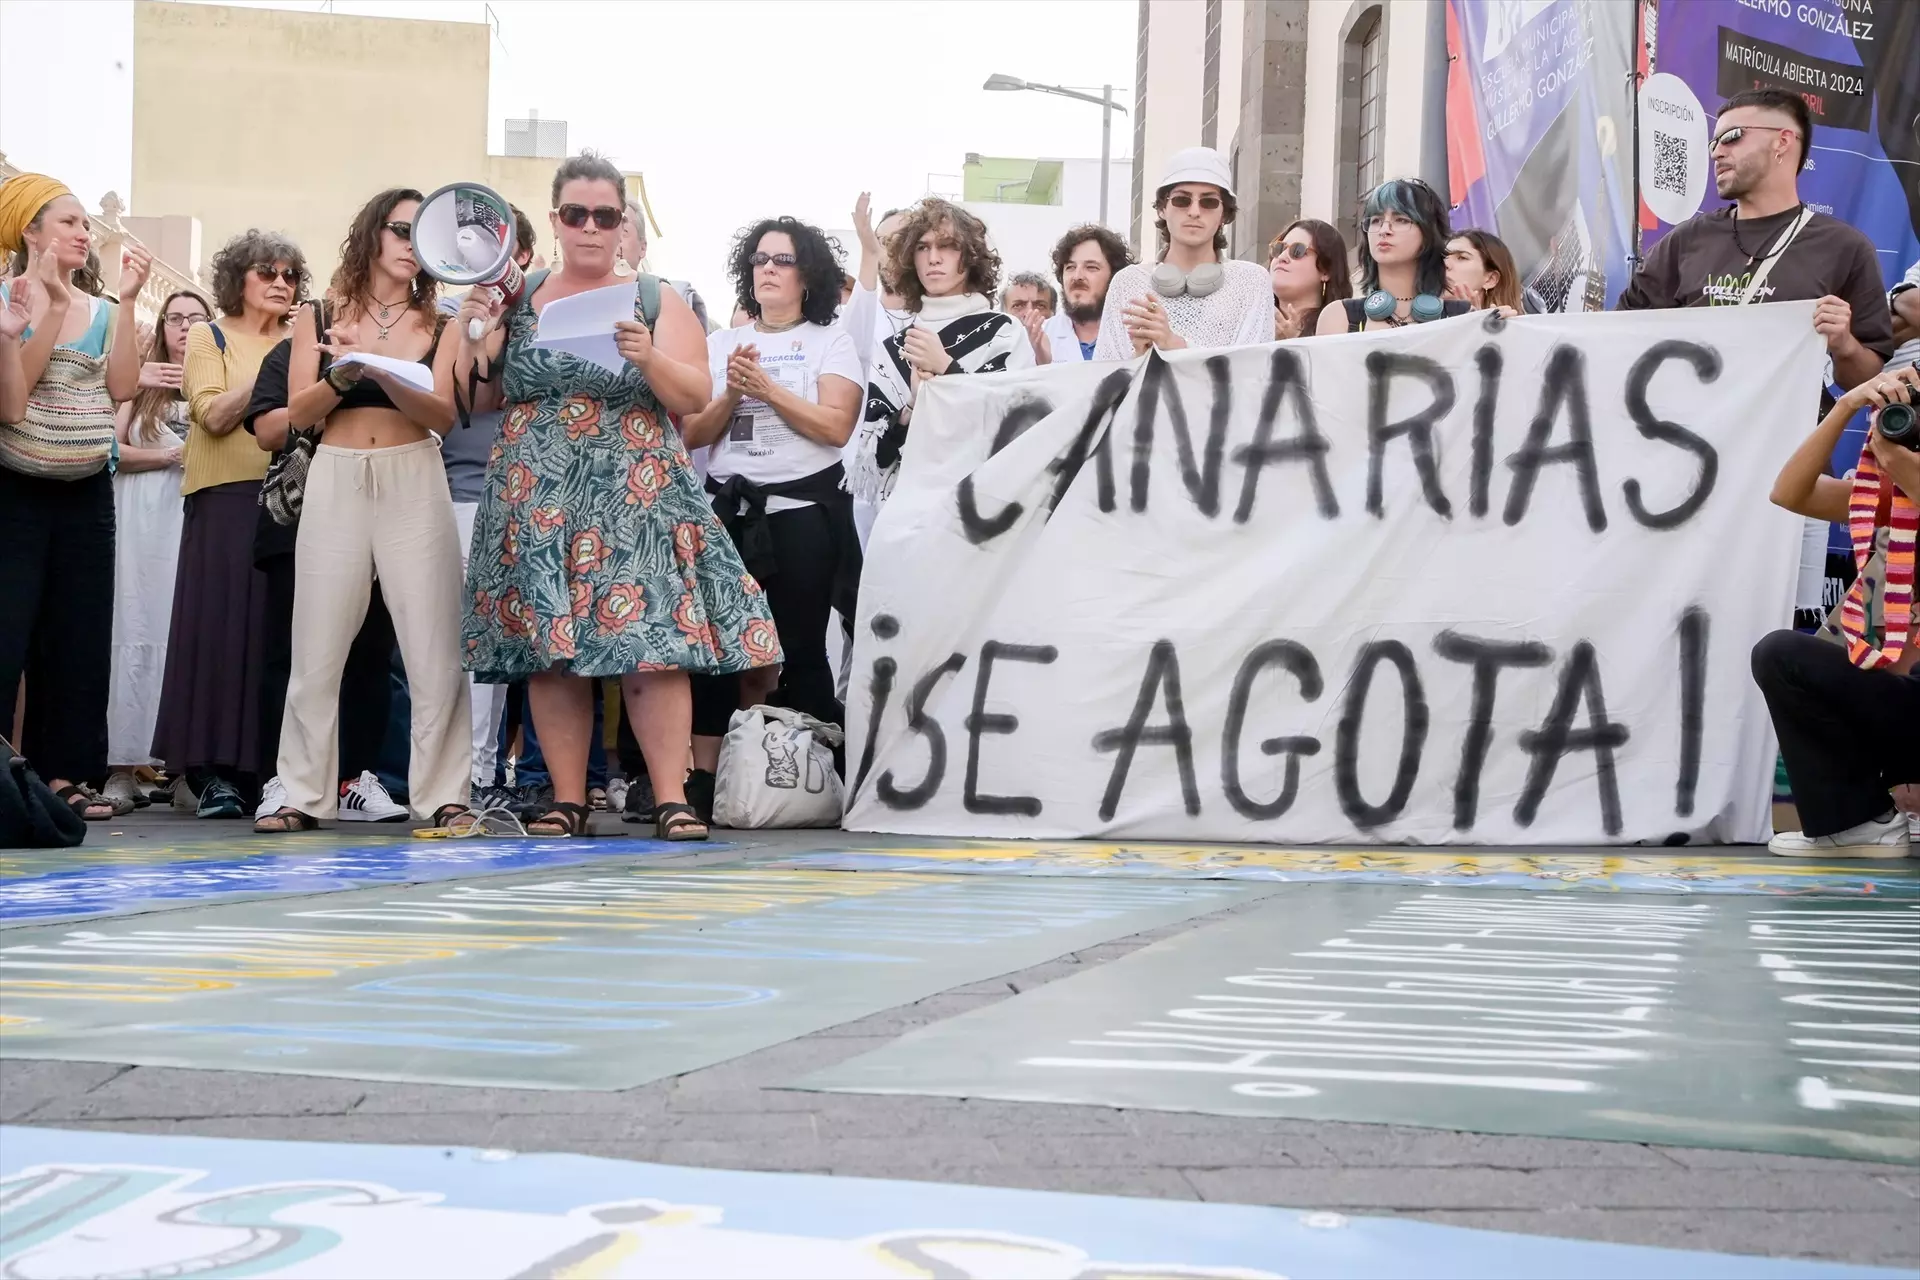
[453,153,777,840]
[253,187,472,834]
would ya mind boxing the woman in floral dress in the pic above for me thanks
[454,153,779,839]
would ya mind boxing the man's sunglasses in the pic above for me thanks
[557,204,624,231]
[749,252,798,268]
[1165,193,1223,210]
[1270,242,1313,262]
[383,220,412,242]
[252,266,301,285]
[1710,124,1793,150]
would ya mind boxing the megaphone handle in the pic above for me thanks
[467,285,504,342]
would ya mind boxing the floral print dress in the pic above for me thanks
[463,271,782,683]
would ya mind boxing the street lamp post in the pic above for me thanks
[983,74,1128,228]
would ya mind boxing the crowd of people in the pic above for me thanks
[0,84,1913,852]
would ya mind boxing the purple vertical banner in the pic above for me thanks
[1446,0,1637,312]
[1649,0,1920,623]
[1645,0,1920,277]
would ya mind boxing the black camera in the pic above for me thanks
[1880,401,1919,451]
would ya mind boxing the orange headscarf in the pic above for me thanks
[0,173,74,257]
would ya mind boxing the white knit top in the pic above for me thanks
[1093,259,1276,360]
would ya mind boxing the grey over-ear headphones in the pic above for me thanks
[1149,262,1225,298]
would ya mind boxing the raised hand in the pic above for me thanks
[137,361,185,390]
[120,244,155,296]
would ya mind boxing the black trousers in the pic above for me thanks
[1752,629,1920,837]
[258,554,396,784]
[0,467,113,784]
[691,502,843,737]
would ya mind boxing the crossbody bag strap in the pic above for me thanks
[1736,207,1815,307]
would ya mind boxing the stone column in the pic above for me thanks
[1232,0,1310,262]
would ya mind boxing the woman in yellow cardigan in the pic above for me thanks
[151,228,304,819]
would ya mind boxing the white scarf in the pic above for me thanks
[847,293,1022,504]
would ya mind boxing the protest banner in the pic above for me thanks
[843,304,1823,846]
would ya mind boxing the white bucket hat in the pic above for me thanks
[1157,146,1234,198]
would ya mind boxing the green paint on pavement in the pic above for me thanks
[792,884,1920,1163]
[0,864,1263,1090]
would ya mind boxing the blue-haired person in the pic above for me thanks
[1319,178,1470,336]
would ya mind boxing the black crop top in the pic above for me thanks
[333,347,434,412]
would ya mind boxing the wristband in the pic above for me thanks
[326,366,356,395]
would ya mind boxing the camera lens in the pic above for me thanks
[1881,401,1919,450]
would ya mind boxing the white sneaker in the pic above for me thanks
[338,771,407,822]
[254,775,288,819]
[170,775,199,813]
[1769,812,1912,859]
[606,777,629,813]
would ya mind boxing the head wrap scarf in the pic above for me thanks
[0,173,74,257]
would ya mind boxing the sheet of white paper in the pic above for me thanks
[531,281,639,375]
[332,351,436,395]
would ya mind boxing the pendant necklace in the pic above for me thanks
[364,295,408,342]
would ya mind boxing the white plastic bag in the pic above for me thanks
[713,704,845,829]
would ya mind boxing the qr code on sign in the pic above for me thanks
[1653,132,1688,195]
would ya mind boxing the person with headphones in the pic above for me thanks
[1318,178,1471,335]
[1094,148,1273,359]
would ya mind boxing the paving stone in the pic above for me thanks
[1296,1126,1677,1170]
[1410,1209,1920,1270]
[1181,1166,1916,1212]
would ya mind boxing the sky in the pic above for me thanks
[0,0,1135,306]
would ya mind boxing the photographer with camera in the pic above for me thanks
[1755,365,1920,857]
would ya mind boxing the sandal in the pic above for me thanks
[526,801,593,838]
[55,784,117,822]
[254,807,319,834]
[654,802,709,842]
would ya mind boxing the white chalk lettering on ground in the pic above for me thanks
[1752,904,1920,1116]
[1022,894,1709,1098]
[845,303,1824,844]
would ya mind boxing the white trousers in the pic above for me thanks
[453,499,508,785]
[279,439,470,817]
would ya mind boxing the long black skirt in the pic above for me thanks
[152,481,269,778]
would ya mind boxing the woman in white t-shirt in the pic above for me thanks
[682,217,864,797]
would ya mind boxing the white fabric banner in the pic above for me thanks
[844,304,1823,845]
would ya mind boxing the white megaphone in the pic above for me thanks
[414,181,525,341]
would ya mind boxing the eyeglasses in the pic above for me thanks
[1710,124,1793,150]
[252,266,301,286]
[383,220,413,242]
[1165,193,1222,211]
[557,204,624,231]
[162,312,209,328]
[1270,242,1313,263]
[749,252,798,269]
[1365,212,1416,232]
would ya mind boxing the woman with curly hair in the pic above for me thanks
[847,197,1033,506]
[0,172,151,822]
[254,188,470,834]
[678,216,865,800]
[154,231,303,818]
[104,287,211,806]
[452,153,777,840]
[1268,218,1351,340]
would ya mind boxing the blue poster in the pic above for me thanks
[1446,0,1639,311]
[1646,0,1920,278]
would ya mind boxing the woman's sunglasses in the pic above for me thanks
[383,220,413,242]
[749,252,798,268]
[252,266,301,286]
[1270,242,1313,263]
[1165,193,1222,210]
[557,204,624,231]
